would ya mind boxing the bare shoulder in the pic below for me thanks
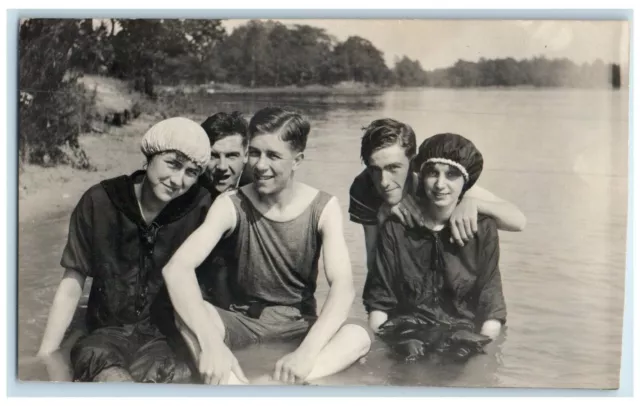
[211,189,236,207]
[296,182,339,209]
[288,182,327,212]
[296,182,321,200]
[318,194,343,234]
[205,191,237,227]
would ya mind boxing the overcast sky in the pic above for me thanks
[221,19,629,71]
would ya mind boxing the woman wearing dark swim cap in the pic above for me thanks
[363,133,507,362]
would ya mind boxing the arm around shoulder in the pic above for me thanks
[465,185,527,232]
[163,193,236,278]
[162,194,236,342]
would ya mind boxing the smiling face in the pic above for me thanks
[145,151,201,202]
[206,133,247,193]
[422,162,466,209]
[367,144,412,206]
[247,132,302,196]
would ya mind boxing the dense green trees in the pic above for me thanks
[21,17,623,92]
[421,57,621,89]
[18,18,624,166]
[19,19,96,167]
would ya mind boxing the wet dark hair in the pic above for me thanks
[201,111,249,148]
[248,107,310,152]
[360,118,417,166]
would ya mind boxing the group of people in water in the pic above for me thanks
[36,107,526,385]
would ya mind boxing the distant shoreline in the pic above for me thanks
[157,82,625,96]
[157,81,386,96]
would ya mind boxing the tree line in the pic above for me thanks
[394,56,622,88]
[19,18,623,167]
[23,18,623,91]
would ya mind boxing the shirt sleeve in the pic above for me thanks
[362,221,399,313]
[348,169,381,226]
[60,189,94,277]
[475,218,507,324]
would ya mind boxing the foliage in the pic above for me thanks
[420,57,621,89]
[19,19,96,168]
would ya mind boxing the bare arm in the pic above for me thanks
[297,197,355,357]
[38,269,86,356]
[448,184,526,246]
[41,189,93,356]
[464,185,526,232]
[162,195,236,347]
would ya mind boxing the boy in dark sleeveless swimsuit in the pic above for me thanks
[163,107,372,385]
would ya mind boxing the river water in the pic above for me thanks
[18,88,628,389]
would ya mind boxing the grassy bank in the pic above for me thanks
[19,115,151,225]
[18,75,206,225]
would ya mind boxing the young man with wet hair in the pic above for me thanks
[349,118,526,277]
[163,107,372,385]
[199,111,253,197]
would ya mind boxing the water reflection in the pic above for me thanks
[27,335,506,387]
[358,331,506,387]
[162,90,385,122]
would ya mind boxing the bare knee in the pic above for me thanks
[339,323,372,357]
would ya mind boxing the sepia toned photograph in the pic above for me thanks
[16,17,630,389]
